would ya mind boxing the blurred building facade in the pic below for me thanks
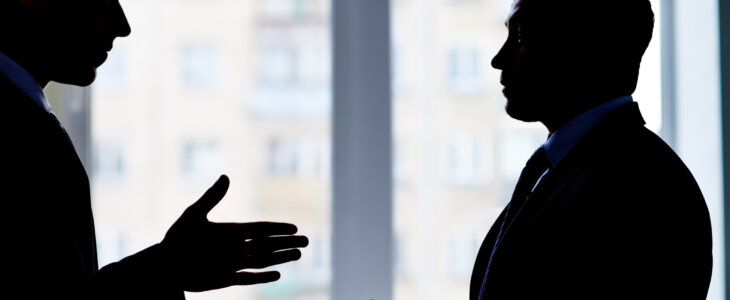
[88,0,659,299]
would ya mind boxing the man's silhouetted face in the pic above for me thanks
[492,0,654,132]
[0,0,131,87]
[492,0,578,127]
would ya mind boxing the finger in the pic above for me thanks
[238,249,302,270]
[217,222,298,238]
[245,235,309,253]
[184,175,230,219]
[228,271,281,286]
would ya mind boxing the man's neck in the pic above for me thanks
[542,93,625,134]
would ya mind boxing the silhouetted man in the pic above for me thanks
[470,0,713,299]
[0,1,308,299]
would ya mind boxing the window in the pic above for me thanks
[267,137,329,180]
[182,141,221,181]
[256,30,329,87]
[91,2,332,299]
[268,138,299,176]
[259,0,323,20]
[93,142,125,182]
[254,9,331,119]
[258,34,297,86]
[449,229,481,280]
[392,0,664,298]
[292,0,322,19]
[73,0,724,299]
[182,44,220,89]
[448,47,484,95]
[448,134,489,187]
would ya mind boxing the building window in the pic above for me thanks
[258,36,298,86]
[259,0,295,19]
[268,138,300,176]
[299,137,329,179]
[448,47,484,95]
[254,28,331,119]
[259,0,323,20]
[497,131,546,182]
[267,137,329,179]
[93,142,125,182]
[182,44,220,89]
[449,134,488,187]
[257,29,328,88]
[293,0,321,19]
[449,229,481,280]
[182,141,221,180]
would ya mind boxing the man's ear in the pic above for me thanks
[572,29,608,72]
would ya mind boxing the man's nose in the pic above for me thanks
[491,43,507,70]
[111,1,131,38]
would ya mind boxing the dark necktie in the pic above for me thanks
[478,146,550,300]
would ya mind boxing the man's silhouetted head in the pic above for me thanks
[0,0,131,87]
[492,0,654,132]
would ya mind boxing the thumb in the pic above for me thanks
[184,175,230,219]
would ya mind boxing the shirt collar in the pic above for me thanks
[0,51,51,113]
[543,95,633,167]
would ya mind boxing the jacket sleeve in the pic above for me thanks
[91,244,186,300]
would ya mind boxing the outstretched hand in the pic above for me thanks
[160,175,309,292]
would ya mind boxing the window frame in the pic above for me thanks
[47,0,728,299]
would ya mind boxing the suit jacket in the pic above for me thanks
[0,74,185,299]
[470,103,713,299]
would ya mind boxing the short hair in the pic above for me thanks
[523,0,655,93]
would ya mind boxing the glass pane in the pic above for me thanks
[91,1,331,299]
[391,0,662,298]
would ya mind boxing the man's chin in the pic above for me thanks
[53,67,98,87]
[505,100,542,123]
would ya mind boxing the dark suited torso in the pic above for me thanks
[0,74,184,299]
[470,103,713,299]
[0,74,98,291]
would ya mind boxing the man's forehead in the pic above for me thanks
[506,0,558,28]
[505,0,526,27]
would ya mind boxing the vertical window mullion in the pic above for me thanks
[332,0,393,299]
[672,0,724,299]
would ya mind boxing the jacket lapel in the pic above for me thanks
[492,159,586,254]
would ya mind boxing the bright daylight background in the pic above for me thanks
[46,0,671,299]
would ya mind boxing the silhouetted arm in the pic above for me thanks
[90,175,309,298]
